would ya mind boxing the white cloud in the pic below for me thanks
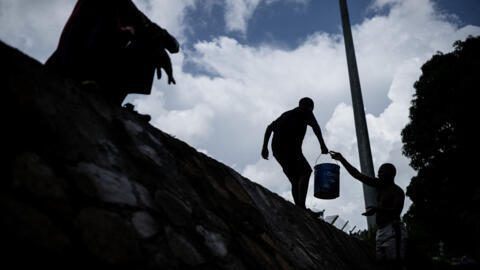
[223,0,310,34]
[224,0,261,34]
[0,0,76,62]
[243,159,291,195]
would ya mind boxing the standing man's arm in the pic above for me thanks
[310,121,329,154]
[330,152,380,187]
[305,111,329,154]
[261,122,275,160]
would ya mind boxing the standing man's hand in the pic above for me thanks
[261,147,269,160]
[330,151,344,161]
[361,206,376,216]
[321,145,329,154]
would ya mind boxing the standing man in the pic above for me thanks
[330,151,407,269]
[261,97,329,216]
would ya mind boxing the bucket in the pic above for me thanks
[314,155,340,199]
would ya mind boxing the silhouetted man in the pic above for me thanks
[330,151,406,269]
[261,97,329,216]
[46,0,179,104]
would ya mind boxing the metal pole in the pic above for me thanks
[330,215,339,225]
[341,220,349,231]
[338,0,377,229]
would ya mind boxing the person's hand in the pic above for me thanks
[155,49,176,85]
[321,145,329,154]
[261,147,269,160]
[329,151,343,161]
[361,206,376,216]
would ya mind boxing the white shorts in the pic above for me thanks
[376,221,407,261]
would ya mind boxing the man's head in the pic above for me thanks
[378,163,396,183]
[299,97,314,111]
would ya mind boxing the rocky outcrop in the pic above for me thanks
[2,41,376,270]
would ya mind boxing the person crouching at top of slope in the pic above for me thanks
[46,0,179,104]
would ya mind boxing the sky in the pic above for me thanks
[2,0,480,231]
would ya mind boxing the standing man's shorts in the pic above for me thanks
[376,221,407,261]
[272,149,312,183]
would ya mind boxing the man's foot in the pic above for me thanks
[123,103,151,123]
[307,208,324,219]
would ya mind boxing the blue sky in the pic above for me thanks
[2,0,480,231]
[182,0,480,48]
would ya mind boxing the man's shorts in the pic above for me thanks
[273,149,312,183]
[376,221,407,261]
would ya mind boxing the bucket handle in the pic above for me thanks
[314,152,339,166]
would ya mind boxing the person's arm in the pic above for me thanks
[261,122,275,160]
[310,121,329,154]
[306,111,328,154]
[156,49,175,84]
[330,151,380,187]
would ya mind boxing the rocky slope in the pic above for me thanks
[2,41,376,270]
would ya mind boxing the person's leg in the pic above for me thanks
[297,172,310,209]
[376,225,387,261]
[289,175,300,206]
[377,223,405,269]
[297,154,312,209]
[273,152,301,206]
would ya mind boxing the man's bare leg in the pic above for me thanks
[298,171,312,209]
[288,176,300,206]
[298,171,322,218]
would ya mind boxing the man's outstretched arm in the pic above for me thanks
[330,152,380,187]
[310,121,329,154]
[261,122,275,160]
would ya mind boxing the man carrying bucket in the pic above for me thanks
[329,151,407,269]
[261,97,329,217]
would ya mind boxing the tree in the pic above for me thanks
[402,36,480,261]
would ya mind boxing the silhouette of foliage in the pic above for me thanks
[401,36,480,262]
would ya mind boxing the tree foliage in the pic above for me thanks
[402,36,480,260]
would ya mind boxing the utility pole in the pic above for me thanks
[338,0,377,229]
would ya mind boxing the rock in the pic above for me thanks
[13,152,67,200]
[74,162,137,206]
[196,225,228,257]
[132,211,159,239]
[165,226,205,266]
[0,195,71,253]
[238,233,279,269]
[123,119,144,136]
[75,208,140,264]
[138,145,161,165]
[12,152,73,220]
[132,182,155,209]
[155,190,192,226]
